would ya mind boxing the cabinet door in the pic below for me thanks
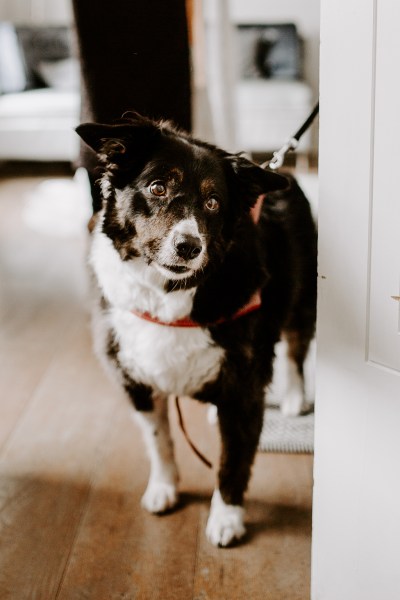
[312,1,400,599]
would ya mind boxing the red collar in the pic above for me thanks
[131,290,262,328]
[250,192,265,223]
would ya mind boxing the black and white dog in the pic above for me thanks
[76,114,317,547]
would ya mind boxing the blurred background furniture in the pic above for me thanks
[0,0,320,165]
[201,0,319,162]
[0,87,80,162]
[234,23,313,155]
[0,21,80,162]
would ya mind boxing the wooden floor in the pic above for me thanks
[0,173,313,600]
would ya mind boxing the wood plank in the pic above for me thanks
[0,320,119,599]
[0,304,83,449]
[173,404,313,599]
[56,400,217,599]
[57,398,312,600]
[0,175,90,448]
[192,454,313,600]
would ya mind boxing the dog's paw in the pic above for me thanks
[280,387,305,417]
[206,490,245,547]
[141,481,179,514]
[207,404,218,425]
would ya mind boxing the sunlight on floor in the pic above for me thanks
[22,167,92,238]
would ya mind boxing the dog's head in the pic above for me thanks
[76,114,288,282]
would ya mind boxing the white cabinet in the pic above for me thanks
[235,79,312,153]
[202,0,318,154]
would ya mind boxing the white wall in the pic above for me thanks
[0,0,72,24]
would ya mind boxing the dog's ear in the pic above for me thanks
[225,155,289,208]
[76,114,161,166]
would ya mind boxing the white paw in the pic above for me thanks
[207,404,218,425]
[141,481,178,514]
[280,387,305,417]
[206,490,246,547]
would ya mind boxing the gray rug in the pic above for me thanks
[259,405,314,454]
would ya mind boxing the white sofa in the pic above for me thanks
[0,87,80,162]
[0,22,81,163]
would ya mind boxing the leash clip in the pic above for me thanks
[260,102,319,171]
[268,137,298,170]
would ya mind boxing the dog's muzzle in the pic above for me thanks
[153,217,207,279]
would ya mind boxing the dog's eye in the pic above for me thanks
[149,181,166,197]
[205,197,219,212]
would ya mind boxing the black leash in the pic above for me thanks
[262,101,319,170]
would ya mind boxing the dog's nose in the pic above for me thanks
[174,234,203,260]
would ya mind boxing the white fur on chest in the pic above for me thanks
[112,309,224,396]
[90,229,225,397]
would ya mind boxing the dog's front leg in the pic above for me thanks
[206,395,264,547]
[133,395,179,514]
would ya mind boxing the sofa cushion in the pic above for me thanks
[37,58,80,91]
[0,88,80,119]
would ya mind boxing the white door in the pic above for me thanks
[312,1,400,599]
